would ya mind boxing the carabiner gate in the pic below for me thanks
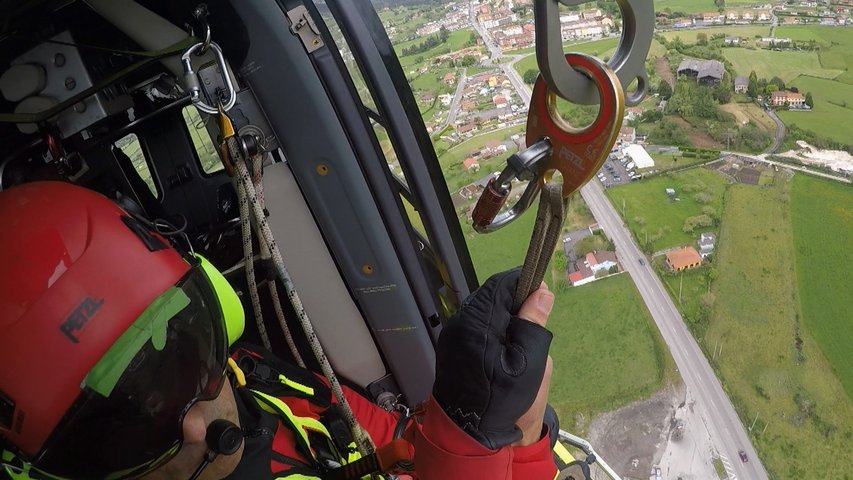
[182,41,236,114]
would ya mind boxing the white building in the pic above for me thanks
[624,144,655,169]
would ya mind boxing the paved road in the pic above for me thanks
[474,16,771,478]
[763,108,786,154]
[581,181,768,480]
[431,68,468,139]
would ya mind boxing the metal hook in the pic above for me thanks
[193,3,212,56]
[471,140,552,233]
[533,0,653,106]
[181,42,236,114]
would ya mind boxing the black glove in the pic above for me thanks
[433,269,553,450]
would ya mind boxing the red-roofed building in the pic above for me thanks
[463,157,480,172]
[568,250,620,286]
[665,247,702,272]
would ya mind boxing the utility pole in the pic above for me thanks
[713,339,719,360]
[749,412,760,432]
[679,272,683,304]
[622,198,625,217]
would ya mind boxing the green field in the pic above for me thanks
[789,175,853,397]
[778,76,853,145]
[653,0,716,14]
[722,49,842,84]
[547,275,674,430]
[395,29,476,69]
[706,174,852,479]
[658,26,772,43]
[776,26,853,85]
[605,168,730,253]
[660,265,715,327]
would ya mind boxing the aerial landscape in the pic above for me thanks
[373,0,853,478]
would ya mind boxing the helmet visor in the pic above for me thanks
[33,265,229,479]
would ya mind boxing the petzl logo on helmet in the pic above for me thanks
[60,298,105,343]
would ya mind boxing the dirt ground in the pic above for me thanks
[670,116,724,150]
[655,57,675,88]
[587,383,685,480]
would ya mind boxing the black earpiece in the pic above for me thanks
[187,419,243,480]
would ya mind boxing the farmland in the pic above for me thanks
[721,49,841,84]
[705,174,852,479]
[789,175,853,397]
[657,26,771,43]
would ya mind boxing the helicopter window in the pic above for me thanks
[181,106,222,175]
[114,133,157,198]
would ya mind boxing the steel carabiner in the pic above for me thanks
[472,54,625,232]
[471,139,551,233]
[182,41,236,114]
[533,0,654,106]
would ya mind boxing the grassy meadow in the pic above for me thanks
[704,173,852,479]
[722,49,842,84]
[789,175,853,398]
[605,168,729,253]
[547,274,675,432]
[778,76,853,145]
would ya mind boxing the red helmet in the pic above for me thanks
[0,182,232,478]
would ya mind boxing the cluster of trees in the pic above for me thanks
[649,118,690,146]
[401,27,450,56]
[522,69,538,85]
[683,214,714,233]
[449,56,478,67]
[666,81,726,120]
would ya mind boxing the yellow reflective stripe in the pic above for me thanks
[346,441,361,464]
[553,441,576,464]
[275,475,321,480]
[251,389,334,463]
[278,373,314,396]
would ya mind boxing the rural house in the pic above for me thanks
[666,247,703,272]
[698,232,716,258]
[568,250,619,286]
[463,157,480,172]
[442,72,457,86]
[677,59,725,85]
[734,76,749,94]
[771,90,806,108]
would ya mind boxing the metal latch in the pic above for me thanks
[287,6,324,53]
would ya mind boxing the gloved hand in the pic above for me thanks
[433,269,554,450]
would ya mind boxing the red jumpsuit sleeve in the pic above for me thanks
[407,396,556,479]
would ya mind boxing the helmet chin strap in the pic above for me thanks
[187,419,243,480]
